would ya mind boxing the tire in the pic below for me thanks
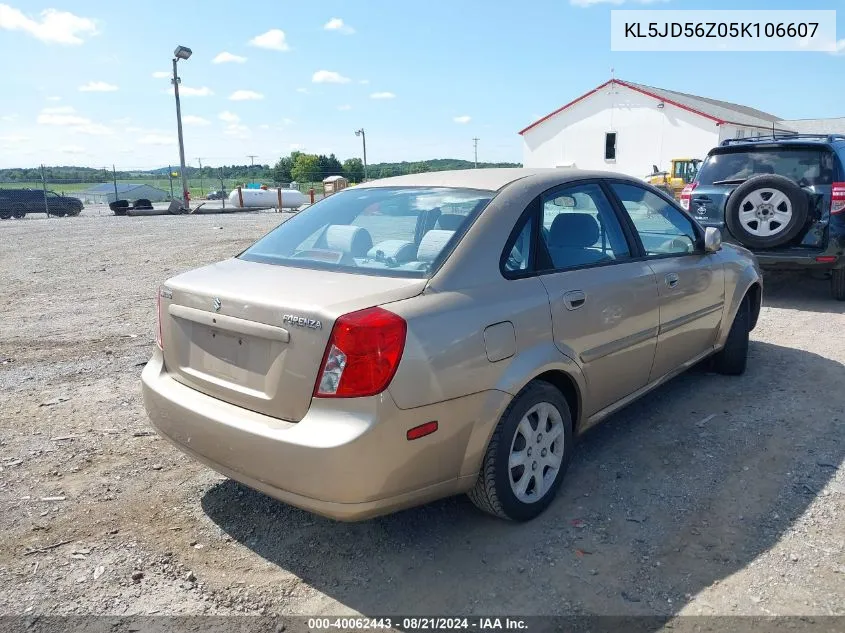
[133,198,153,210]
[0,208,11,220]
[724,175,808,249]
[51,207,66,217]
[11,204,26,219]
[468,381,573,521]
[832,269,845,301]
[713,297,750,375]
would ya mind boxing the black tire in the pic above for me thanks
[133,198,153,210]
[832,269,845,301]
[713,297,750,375]
[11,204,26,219]
[51,207,66,217]
[724,175,808,249]
[0,208,11,220]
[468,381,573,521]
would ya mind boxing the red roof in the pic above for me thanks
[517,79,769,136]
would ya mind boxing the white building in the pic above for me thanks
[520,79,816,179]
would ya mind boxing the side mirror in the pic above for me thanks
[704,226,722,253]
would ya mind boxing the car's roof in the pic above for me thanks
[354,168,637,192]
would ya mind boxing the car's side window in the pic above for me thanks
[539,183,630,271]
[610,182,700,257]
[503,212,534,274]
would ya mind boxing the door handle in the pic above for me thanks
[665,273,680,289]
[562,290,586,310]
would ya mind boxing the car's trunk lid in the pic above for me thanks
[159,258,427,422]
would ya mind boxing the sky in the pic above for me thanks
[0,0,842,170]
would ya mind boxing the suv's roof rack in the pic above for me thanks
[720,133,845,146]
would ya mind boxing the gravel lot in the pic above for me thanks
[0,210,843,621]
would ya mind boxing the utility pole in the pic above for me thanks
[472,137,479,168]
[197,158,204,196]
[354,129,367,181]
[247,155,258,186]
[219,168,226,209]
[167,165,174,199]
[112,165,119,203]
[172,45,192,209]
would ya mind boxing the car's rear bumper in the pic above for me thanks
[141,350,507,520]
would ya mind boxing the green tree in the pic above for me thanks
[342,158,365,183]
[272,156,293,183]
[291,153,321,183]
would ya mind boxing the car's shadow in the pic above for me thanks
[761,271,841,313]
[201,311,843,618]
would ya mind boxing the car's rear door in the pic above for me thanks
[608,182,725,382]
[533,181,660,416]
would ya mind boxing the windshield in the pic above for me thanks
[239,186,494,278]
[697,147,835,187]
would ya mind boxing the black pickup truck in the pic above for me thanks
[0,188,84,219]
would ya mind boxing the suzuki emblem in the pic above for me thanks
[212,297,221,312]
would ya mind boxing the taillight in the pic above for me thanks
[155,288,163,350]
[680,182,697,210]
[314,307,407,398]
[831,182,845,215]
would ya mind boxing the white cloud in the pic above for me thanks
[358,79,370,85]
[46,96,61,102]
[218,110,240,123]
[453,115,472,124]
[282,118,294,125]
[137,134,175,146]
[0,134,28,143]
[337,104,352,111]
[833,39,845,55]
[151,71,170,79]
[249,29,289,51]
[59,145,85,154]
[0,4,97,45]
[213,51,247,64]
[312,70,351,84]
[229,89,264,101]
[177,86,214,97]
[36,107,112,135]
[259,124,270,130]
[370,92,396,100]
[224,123,250,139]
[290,143,304,151]
[1,113,19,121]
[324,18,354,34]
[79,81,118,92]
[296,87,309,94]
[183,115,210,126]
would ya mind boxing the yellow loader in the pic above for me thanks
[647,158,702,200]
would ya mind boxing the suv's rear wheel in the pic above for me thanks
[469,382,573,521]
[832,269,845,301]
[725,175,809,249]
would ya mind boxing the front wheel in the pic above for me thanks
[468,382,573,521]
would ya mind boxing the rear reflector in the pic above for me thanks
[407,421,438,441]
[815,256,837,263]
[831,182,845,215]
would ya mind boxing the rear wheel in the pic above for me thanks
[832,269,845,301]
[11,204,26,219]
[468,382,573,521]
[0,208,11,220]
[713,297,750,375]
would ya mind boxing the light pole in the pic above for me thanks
[172,45,192,209]
[354,128,367,181]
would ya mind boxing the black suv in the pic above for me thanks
[682,134,845,300]
[0,188,84,219]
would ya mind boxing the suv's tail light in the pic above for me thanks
[155,287,164,350]
[680,182,697,210]
[831,182,845,215]
[314,307,407,398]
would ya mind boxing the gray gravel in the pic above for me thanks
[0,211,843,618]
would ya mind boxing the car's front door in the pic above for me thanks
[534,182,660,416]
[608,182,725,382]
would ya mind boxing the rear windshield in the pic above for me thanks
[697,147,836,187]
[239,186,494,278]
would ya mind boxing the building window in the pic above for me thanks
[604,132,617,161]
